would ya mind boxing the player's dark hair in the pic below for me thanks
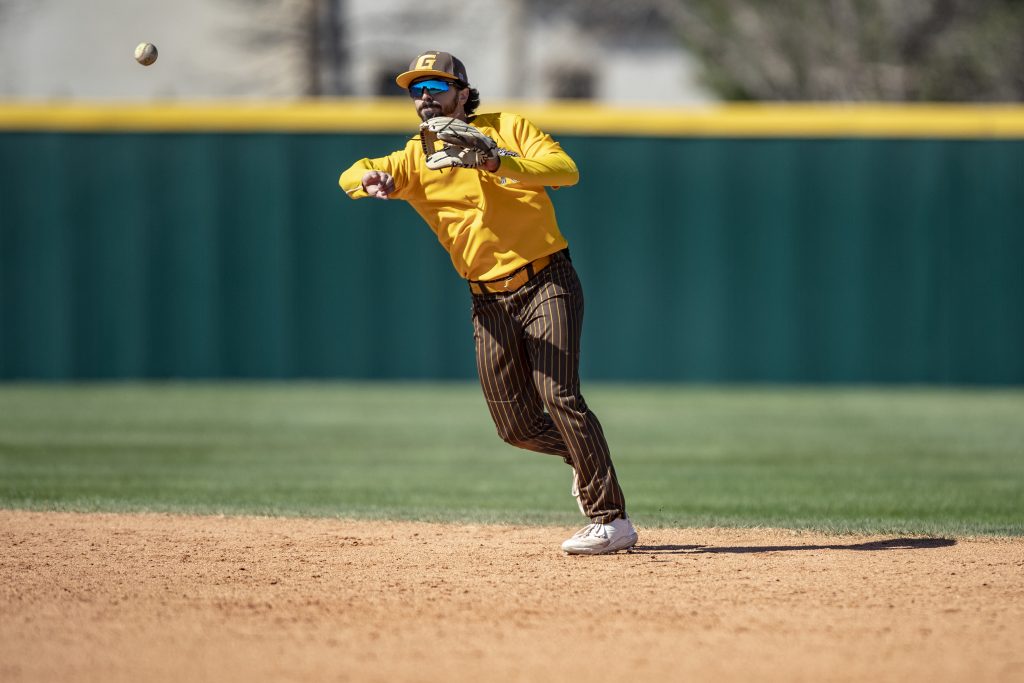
[463,87,481,117]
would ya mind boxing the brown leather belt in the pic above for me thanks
[468,254,554,295]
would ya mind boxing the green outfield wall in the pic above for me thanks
[1,103,1022,383]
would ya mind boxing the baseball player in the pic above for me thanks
[338,51,636,555]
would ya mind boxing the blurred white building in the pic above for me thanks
[0,0,714,104]
[348,0,714,105]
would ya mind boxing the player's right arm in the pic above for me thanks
[339,149,411,200]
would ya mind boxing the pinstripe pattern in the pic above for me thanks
[471,251,627,524]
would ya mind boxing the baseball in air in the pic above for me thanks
[134,42,158,66]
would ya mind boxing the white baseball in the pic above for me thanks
[134,42,158,66]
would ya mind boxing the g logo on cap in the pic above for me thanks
[415,54,438,70]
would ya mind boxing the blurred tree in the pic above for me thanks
[650,0,1024,101]
[219,0,1023,101]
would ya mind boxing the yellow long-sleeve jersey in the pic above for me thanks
[338,112,579,282]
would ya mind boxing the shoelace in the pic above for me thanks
[575,523,610,539]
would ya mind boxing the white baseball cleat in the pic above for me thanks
[571,469,586,516]
[561,516,638,555]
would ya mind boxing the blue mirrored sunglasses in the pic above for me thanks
[408,79,453,98]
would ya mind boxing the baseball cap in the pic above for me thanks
[395,51,469,89]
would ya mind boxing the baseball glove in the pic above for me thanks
[419,117,499,170]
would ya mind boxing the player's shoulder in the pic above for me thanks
[470,111,530,131]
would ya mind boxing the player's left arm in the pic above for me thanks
[486,115,579,188]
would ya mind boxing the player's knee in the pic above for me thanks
[494,415,554,451]
[486,397,545,449]
[494,423,533,449]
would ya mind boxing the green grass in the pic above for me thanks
[0,382,1022,535]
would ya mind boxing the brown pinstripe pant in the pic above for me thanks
[470,250,627,524]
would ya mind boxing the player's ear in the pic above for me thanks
[458,87,469,106]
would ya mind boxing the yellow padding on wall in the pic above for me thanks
[1,100,1023,138]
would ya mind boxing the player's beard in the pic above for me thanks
[418,97,461,122]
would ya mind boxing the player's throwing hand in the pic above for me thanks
[361,171,394,199]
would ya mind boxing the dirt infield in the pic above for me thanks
[1,511,1022,683]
